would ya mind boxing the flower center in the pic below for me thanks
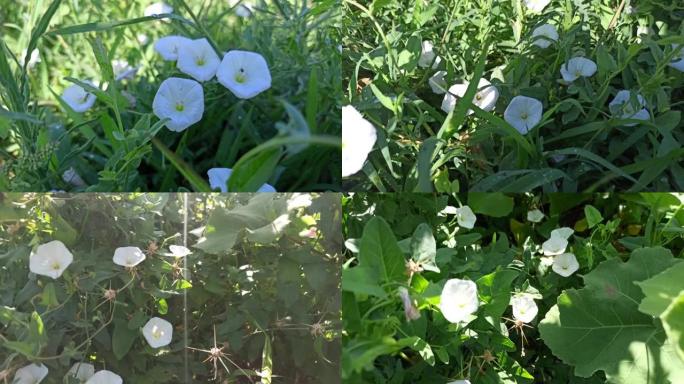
[520,112,528,120]
[574,69,582,77]
[475,93,482,101]
[175,103,185,112]
[52,261,61,270]
[235,68,246,84]
[196,57,205,66]
[562,265,568,270]
[152,326,162,339]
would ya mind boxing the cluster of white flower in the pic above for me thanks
[540,227,579,277]
[13,362,122,384]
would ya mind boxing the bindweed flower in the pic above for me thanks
[142,317,173,348]
[524,0,551,13]
[398,287,421,321]
[342,105,377,177]
[527,209,544,223]
[13,363,48,384]
[428,71,448,94]
[609,90,649,126]
[441,78,499,115]
[144,1,172,16]
[20,48,41,69]
[455,206,477,229]
[511,295,538,323]
[216,50,272,99]
[85,370,122,384]
[62,166,86,188]
[207,168,276,192]
[418,40,441,69]
[542,236,567,256]
[552,252,579,277]
[137,33,150,45]
[550,227,574,240]
[154,35,192,61]
[112,59,138,81]
[67,362,95,381]
[440,279,479,323]
[531,24,558,48]
[113,246,146,267]
[560,57,597,82]
[287,193,312,210]
[504,95,543,135]
[30,240,74,279]
[669,44,684,72]
[62,82,96,113]
[177,38,221,82]
[153,77,205,132]
[163,245,192,258]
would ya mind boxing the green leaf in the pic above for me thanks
[409,223,439,273]
[409,337,435,366]
[414,137,438,192]
[342,266,387,298]
[157,298,168,315]
[662,293,684,362]
[112,319,138,360]
[261,333,273,384]
[28,311,47,349]
[584,204,603,228]
[358,217,406,284]
[40,283,58,308]
[468,192,514,217]
[637,261,684,317]
[477,269,519,320]
[228,147,282,192]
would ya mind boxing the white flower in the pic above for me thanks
[67,362,95,381]
[163,245,192,257]
[418,41,441,69]
[542,236,568,256]
[398,287,421,321]
[342,105,376,177]
[229,0,253,17]
[176,38,221,82]
[428,71,448,94]
[20,48,41,69]
[668,44,684,72]
[113,246,146,267]
[216,50,272,99]
[137,34,149,45]
[504,95,543,135]
[550,227,574,240]
[440,279,479,323]
[531,24,558,48]
[62,166,86,188]
[152,77,205,132]
[62,82,96,113]
[527,209,544,223]
[287,193,312,210]
[560,57,597,82]
[441,78,499,115]
[207,168,276,192]
[608,90,649,126]
[13,363,48,384]
[30,240,74,279]
[85,370,123,384]
[142,317,173,348]
[154,35,192,61]
[524,0,551,13]
[144,2,172,16]
[552,252,579,277]
[112,59,138,81]
[455,205,476,229]
[511,295,538,323]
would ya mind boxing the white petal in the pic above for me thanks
[113,246,146,267]
[429,71,448,94]
[542,236,568,256]
[524,0,551,13]
[152,77,205,132]
[342,105,376,177]
[216,50,272,99]
[67,363,95,381]
[504,95,543,134]
[455,205,476,229]
[440,279,479,323]
[207,167,275,192]
[29,240,74,279]
[176,38,221,82]
[550,227,574,240]
[142,317,173,348]
[165,245,192,257]
[144,2,173,16]
[531,24,558,48]
[527,209,544,223]
[62,83,96,113]
[552,253,579,277]
[511,295,538,323]
[85,370,123,384]
[14,363,48,384]
[154,36,192,61]
[418,41,436,68]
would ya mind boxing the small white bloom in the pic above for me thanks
[287,193,312,210]
[609,90,649,126]
[154,35,192,61]
[20,48,41,69]
[153,77,205,132]
[137,34,149,45]
[398,287,421,321]
[67,362,95,381]
[542,236,568,256]
[30,240,74,279]
[527,209,544,223]
[229,0,254,17]
[62,82,96,113]
[85,370,123,384]
[342,105,376,177]
[669,44,684,72]
[177,38,221,82]
[455,206,476,229]
[112,59,138,81]
[428,71,448,94]
[163,245,192,258]
[418,41,441,69]
[13,363,48,384]
[216,50,272,99]
[62,166,86,188]
[550,227,574,240]
[504,95,543,135]
[531,24,558,48]
[439,206,458,215]
[440,279,479,323]
[524,0,551,13]
[511,295,538,323]
[207,168,276,192]
[552,252,579,277]
[441,78,499,115]
[142,317,173,348]
[560,57,597,82]
[113,246,146,267]
[144,2,172,16]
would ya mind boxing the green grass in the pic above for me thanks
[0,0,341,191]
[342,0,684,192]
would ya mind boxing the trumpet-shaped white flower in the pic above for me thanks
[20,48,41,69]
[542,236,567,256]
[342,105,376,177]
[669,44,684,72]
[609,90,649,126]
[551,227,574,240]
[113,246,146,267]
[153,77,205,132]
[418,41,441,69]
[455,206,476,229]
[216,50,271,99]
[524,0,551,13]
[112,59,138,81]
[67,362,95,381]
[13,363,48,384]
[85,370,123,384]
[511,295,538,323]
[428,71,448,94]
[177,38,221,82]
[398,287,421,321]
[207,168,276,192]
[154,35,192,61]
[560,57,597,82]
[142,317,173,348]
[440,279,479,323]
[552,252,579,277]
[441,78,499,115]
[531,24,558,48]
[144,2,172,16]
[162,245,192,258]
[30,240,73,279]
[504,95,543,135]
[62,82,96,113]
[527,209,544,223]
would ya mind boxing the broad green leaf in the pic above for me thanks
[342,266,387,298]
[112,319,138,360]
[358,217,406,284]
[584,204,603,228]
[637,261,684,317]
[477,269,519,321]
[228,147,281,192]
[410,223,439,273]
[468,192,514,217]
[662,293,684,362]
[40,283,58,308]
